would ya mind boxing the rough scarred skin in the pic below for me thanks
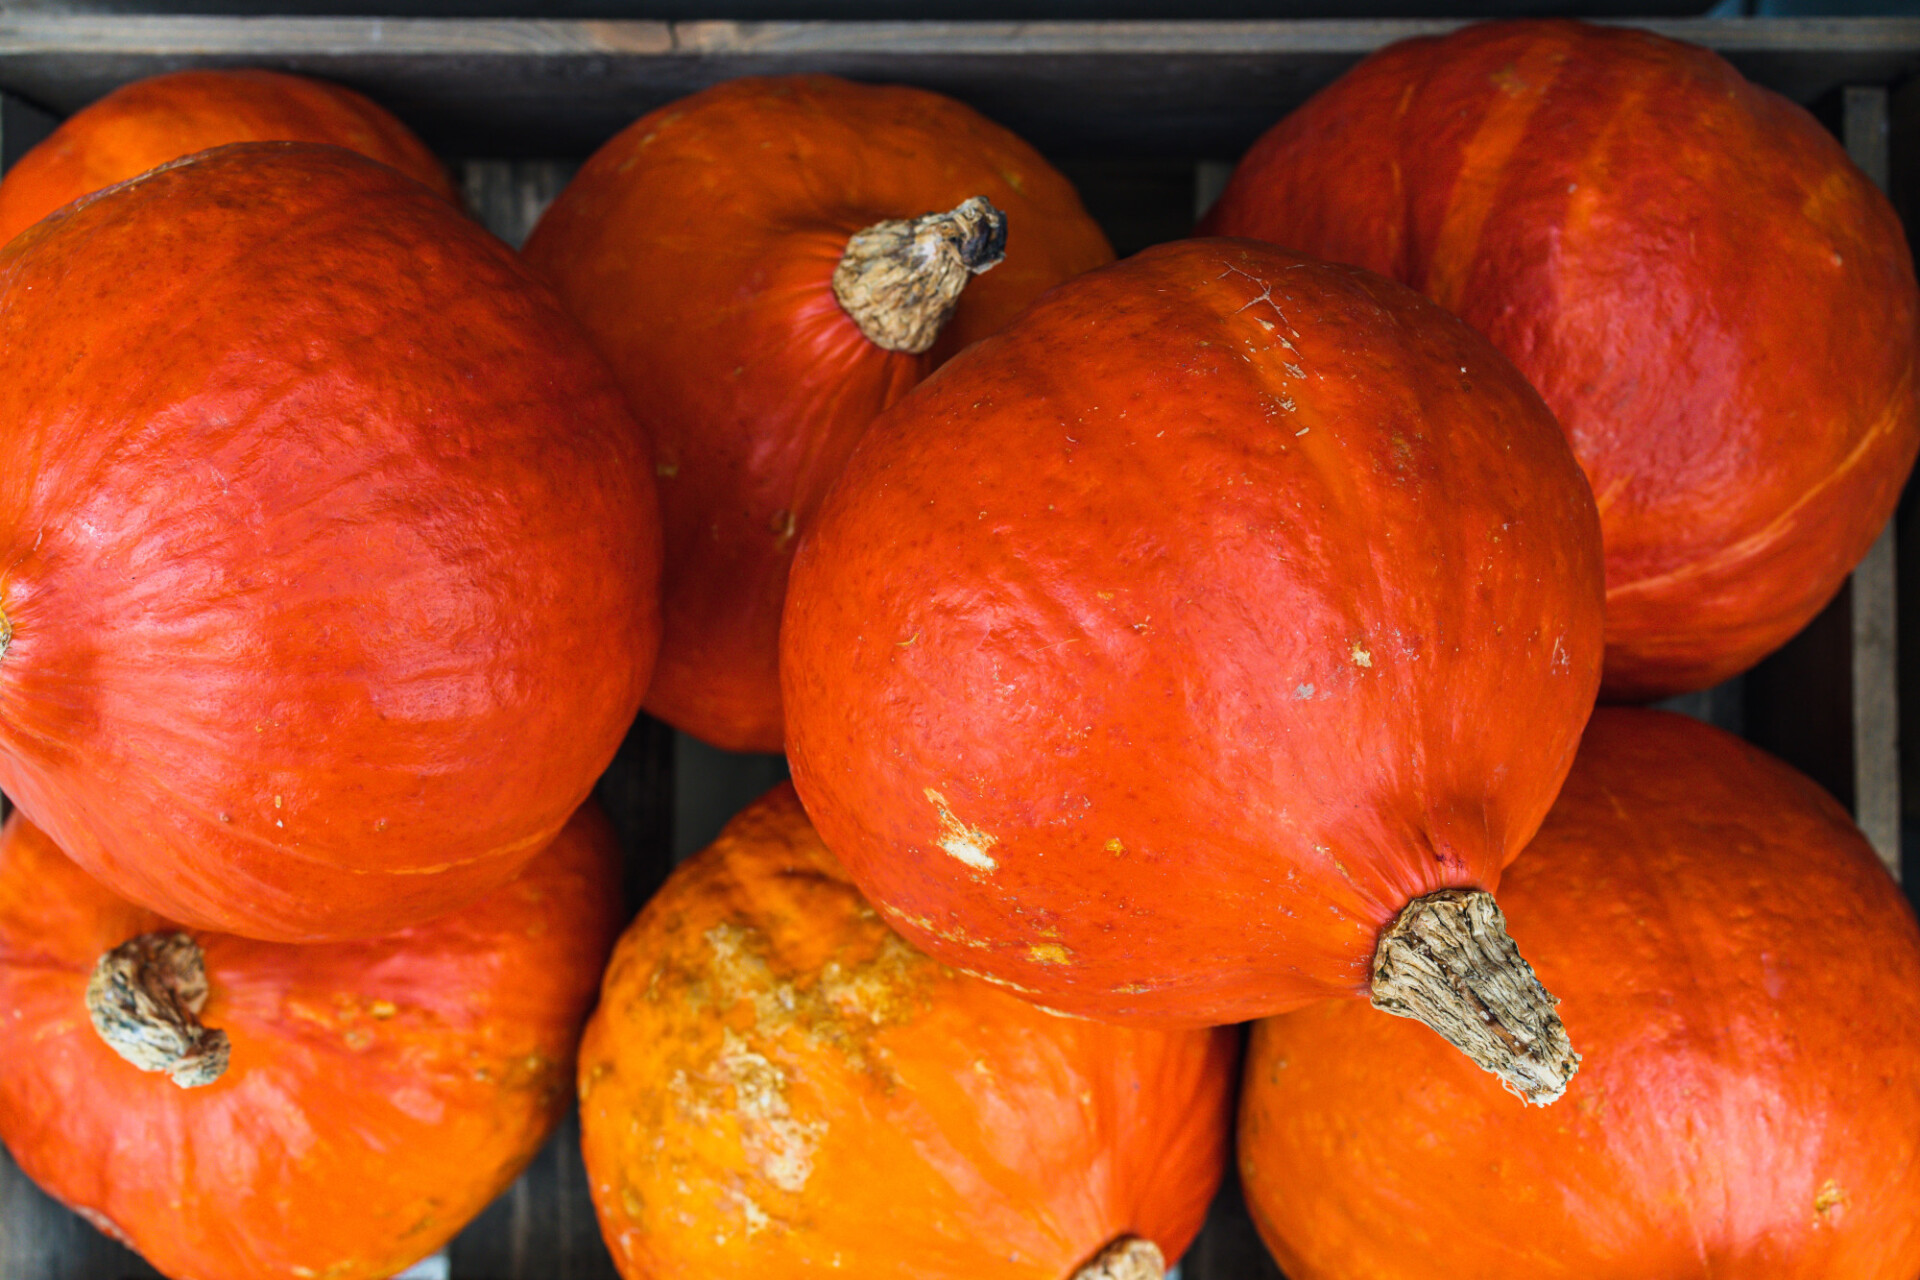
[1239,708,1920,1278]
[524,75,1114,753]
[0,144,661,940]
[1204,20,1920,699]
[0,802,625,1280]
[580,784,1236,1279]
[0,69,457,245]
[781,238,1604,1026]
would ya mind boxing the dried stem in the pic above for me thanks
[1370,889,1578,1105]
[86,932,230,1089]
[1070,1236,1164,1280]
[831,196,1007,354]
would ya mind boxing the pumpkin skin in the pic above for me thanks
[1239,708,1920,1279]
[523,75,1114,753]
[0,143,661,940]
[0,68,457,246]
[579,783,1236,1279]
[780,237,1604,1026]
[1203,20,1920,699]
[0,800,625,1280]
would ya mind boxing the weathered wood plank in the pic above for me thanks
[459,159,578,250]
[0,18,1917,158]
[1845,85,1901,879]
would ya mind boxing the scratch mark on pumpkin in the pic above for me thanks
[923,789,999,871]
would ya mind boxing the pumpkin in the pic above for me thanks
[0,799,624,1280]
[1202,20,1920,700]
[0,68,456,246]
[522,75,1113,753]
[0,143,661,941]
[1238,707,1920,1277]
[781,237,1604,1102]
[579,782,1235,1279]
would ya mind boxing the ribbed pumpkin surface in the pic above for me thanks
[1239,708,1920,1278]
[1205,20,1920,698]
[580,783,1236,1279]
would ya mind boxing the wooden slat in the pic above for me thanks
[459,158,577,250]
[0,17,1918,158]
[1844,85,1902,880]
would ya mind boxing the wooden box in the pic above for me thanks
[0,14,1913,1277]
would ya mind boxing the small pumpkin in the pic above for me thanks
[781,238,1604,1102]
[0,800,624,1280]
[579,783,1236,1279]
[523,74,1113,753]
[0,143,661,940]
[1239,708,1920,1278]
[0,68,456,245]
[1203,20,1920,699]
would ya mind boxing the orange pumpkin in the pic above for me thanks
[1239,708,1920,1278]
[0,143,660,940]
[1204,20,1920,699]
[0,800,624,1280]
[523,75,1113,752]
[781,237,1605,1101]
[0,68,456,245]
[579,783,1236,1279]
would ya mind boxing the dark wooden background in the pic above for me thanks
[0,17,1912,1277]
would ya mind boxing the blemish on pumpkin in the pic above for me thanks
[1350,642,1372,668]
[1295,683,1315,699]
[1105,838,1125,857]
[715,1029,824,1193]
[1814,1180,1847,1217]
[368,1000,397,1020]
[769,509,797,547]
[896,632,920,647]
[656,461,679,477]
[923,789,999,872]
[273,795,283,809]
[1028,942,1072,966]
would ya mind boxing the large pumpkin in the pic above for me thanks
[1239,708,1920,1278]
[580,783,1236,1279]
[781,238,1604,1102]
[523,75,1113,753]
[0,800,624,1280]
[0,143,661,940]
[0,68,456,245]
[1203,20,1920,699]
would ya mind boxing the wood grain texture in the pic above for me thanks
[0,18,1916,157]
[1843,85,1902,879]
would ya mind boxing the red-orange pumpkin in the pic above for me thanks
[781,238,1603,1100]
[0,68,456,245]
[0,800,624,1280]
[523,75,1113,753]
[1238,708,1920,1278]
[0,143,661,940]
[580,783,1236,1279]
[1203,20,1920,699]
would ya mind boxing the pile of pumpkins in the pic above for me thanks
[0,18,1914,1280]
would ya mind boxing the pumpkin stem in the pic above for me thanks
[1070,1236,1164,1280]
[86,931,230,1089]
[831,195,1008,355]
[1369,888,1578,1106]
